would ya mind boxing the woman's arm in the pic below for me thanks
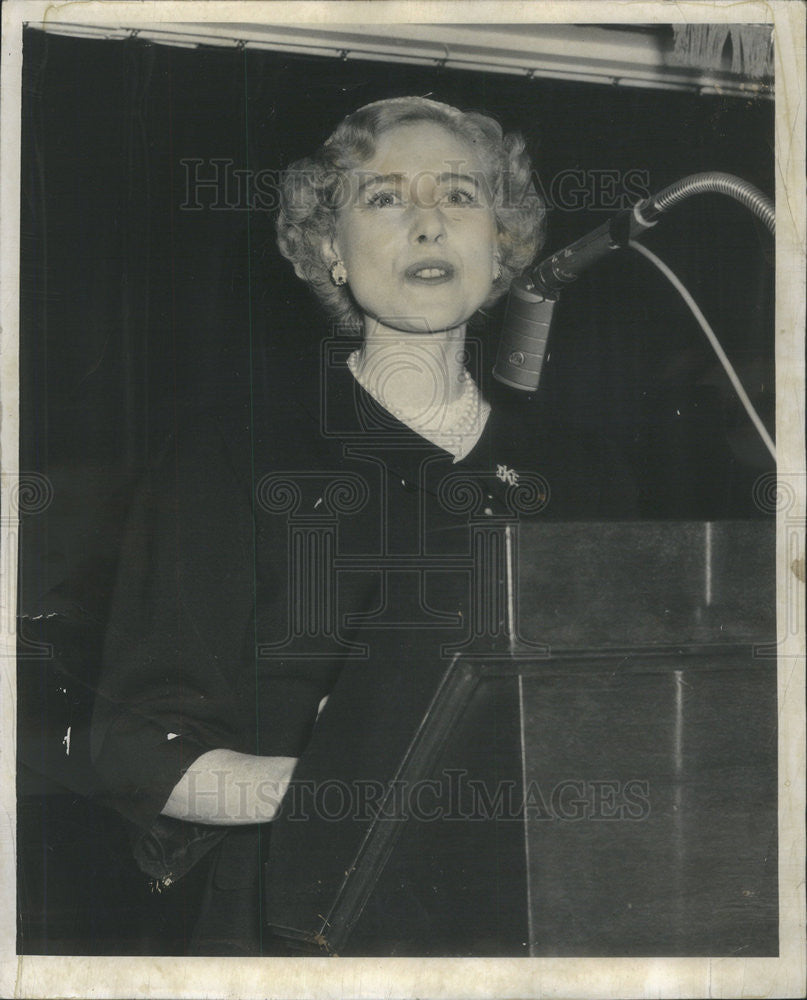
[161,750,298,825]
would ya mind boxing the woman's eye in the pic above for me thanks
[367,190,402,208]
[443,188,476,206]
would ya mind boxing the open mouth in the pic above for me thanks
[405,260,455,284]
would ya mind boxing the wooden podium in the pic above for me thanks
[264,520,778,956]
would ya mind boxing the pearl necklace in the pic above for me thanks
[347,349,489,460]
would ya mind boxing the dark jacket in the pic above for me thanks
[90,350,635,953]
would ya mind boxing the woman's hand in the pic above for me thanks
[161,750,298,825]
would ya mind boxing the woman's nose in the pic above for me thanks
[410,204,446,244]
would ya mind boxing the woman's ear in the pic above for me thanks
[321,236,342,267]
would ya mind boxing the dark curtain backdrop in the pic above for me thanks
[20,27,775,614]
[17,26,775,953]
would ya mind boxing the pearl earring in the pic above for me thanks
[329,259,348,287]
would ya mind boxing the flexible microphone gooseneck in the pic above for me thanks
[493,204,657,391]
[493,172,775,392]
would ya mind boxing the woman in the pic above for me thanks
[276,95,542,461]
[93,96,617,956]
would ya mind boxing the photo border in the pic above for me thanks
[1,2,803,997]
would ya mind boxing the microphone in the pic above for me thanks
[493,203,657,391]
[492,282,558,392]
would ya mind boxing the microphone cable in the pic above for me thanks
[628,239,776,463]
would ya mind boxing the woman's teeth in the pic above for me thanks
[405,260,454,282]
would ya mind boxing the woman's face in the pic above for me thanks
[330,120,500,334]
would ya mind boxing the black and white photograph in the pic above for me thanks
[1,1,804,997]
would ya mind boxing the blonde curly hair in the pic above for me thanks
[276,96,546,331]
